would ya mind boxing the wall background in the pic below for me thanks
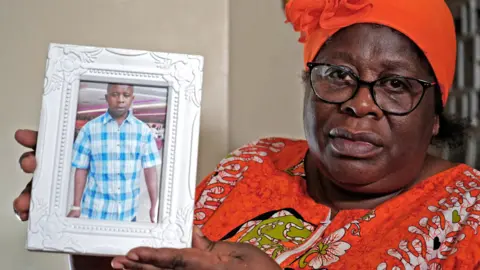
[228,0,305,150]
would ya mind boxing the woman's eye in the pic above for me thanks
[389,79,405,88]
[327,70,351,81]
[333,72,344,79]
[386,78,414,92]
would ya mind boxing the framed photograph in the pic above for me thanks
[26,43,204,256]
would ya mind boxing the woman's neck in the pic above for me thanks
[305,169,402,213]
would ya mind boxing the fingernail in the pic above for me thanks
[127,253,139,261]
[111,261,124,269]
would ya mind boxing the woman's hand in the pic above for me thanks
[13,129,38,221]
[13,129,116,269]
[111,227,282,270]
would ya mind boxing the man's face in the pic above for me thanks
[105,84,135,118]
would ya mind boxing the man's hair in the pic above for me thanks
[106,83,135,92]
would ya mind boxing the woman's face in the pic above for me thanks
[304,24,439,194]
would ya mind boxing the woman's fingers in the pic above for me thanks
[14,129,38,149]
[111,249,163,270]
[112,247,222,270]
[111,227,218,269]
[109,228,266,270]
[112,258,162,270]
[110,241,278,270]
[19,151,36,173]
[13,180,32,221]
[112,247,183,269]
[16,129,38,173]
[13,129,38,221]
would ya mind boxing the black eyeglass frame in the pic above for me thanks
[306,62,438,116]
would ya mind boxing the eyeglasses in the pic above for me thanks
[306,62,437,116]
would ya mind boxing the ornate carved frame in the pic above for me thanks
[26,43,204,256]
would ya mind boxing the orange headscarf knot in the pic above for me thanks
[285,0,457,106]
[285,0,373,43]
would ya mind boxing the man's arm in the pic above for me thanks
[144,166,158,220]
[67,170,88,217]
[72,169,88,205]
[141,128,162,223]
[69,126,91,217]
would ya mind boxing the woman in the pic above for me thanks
[12,0,479,269]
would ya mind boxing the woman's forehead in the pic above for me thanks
[315,24,431,76]
[319,24,418,56]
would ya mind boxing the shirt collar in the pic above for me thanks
[101,109,135,125]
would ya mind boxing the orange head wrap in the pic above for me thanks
[285,0,457,106]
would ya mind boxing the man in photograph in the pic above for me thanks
[68,83,162,223]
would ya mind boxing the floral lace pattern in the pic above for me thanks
[194,138,286,228]
[377,170,480,270]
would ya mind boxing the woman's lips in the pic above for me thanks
[328,137,382,158]
[327,127,384,158]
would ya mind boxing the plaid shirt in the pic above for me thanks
[71,111,162,221]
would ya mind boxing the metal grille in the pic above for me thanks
[443,0,480,168]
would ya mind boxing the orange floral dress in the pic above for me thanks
[193,137,480,269]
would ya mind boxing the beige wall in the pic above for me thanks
[0,1,229,269]
[228,0,305,151]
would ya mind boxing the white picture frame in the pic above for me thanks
[26,43,204,256]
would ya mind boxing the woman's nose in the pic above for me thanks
[339,86,384,119]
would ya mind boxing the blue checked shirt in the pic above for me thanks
[71,111,162,221]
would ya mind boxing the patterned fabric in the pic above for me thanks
[72,111,161,221]
[194,137,480,269]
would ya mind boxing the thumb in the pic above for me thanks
[192,226,214,251]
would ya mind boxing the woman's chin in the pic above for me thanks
[329,177,378,193]
[322,158,389,190]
